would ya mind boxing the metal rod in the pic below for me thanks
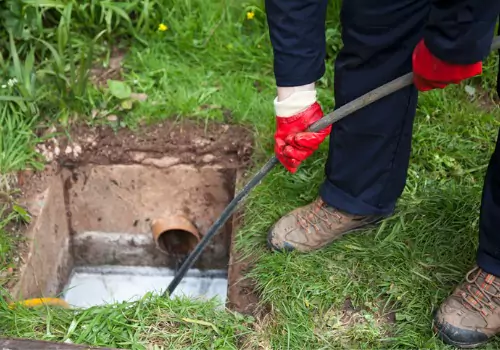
[165,36,500,297]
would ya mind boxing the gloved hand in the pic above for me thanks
[412,39,483,91]
[275,101,331,173]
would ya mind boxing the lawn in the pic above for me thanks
[1,0,500,349]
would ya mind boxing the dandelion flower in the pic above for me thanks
[246,11,255,20]
[158,23,168,31]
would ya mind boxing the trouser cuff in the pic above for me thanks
[477,250,500,277]
[319,179,395,216]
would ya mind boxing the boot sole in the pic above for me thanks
[432,309,491,349]
[267,215,387,252]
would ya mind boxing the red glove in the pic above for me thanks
[412,39,482,91]
[275,102,331,173]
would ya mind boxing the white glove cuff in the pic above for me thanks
[274,90,317,117]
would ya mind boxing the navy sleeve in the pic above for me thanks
[497,14,500,98]
[265,0,328,87]
[424,0,499,65]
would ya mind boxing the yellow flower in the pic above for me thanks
[158,23,168,31]
[246,11,255,20]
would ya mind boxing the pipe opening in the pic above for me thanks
[157,228,199,255]
[151,215,200,256]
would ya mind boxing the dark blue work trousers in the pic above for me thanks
[314,2,500,274]
[266,0,500,274]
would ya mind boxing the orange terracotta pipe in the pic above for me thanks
[151,214,200,255]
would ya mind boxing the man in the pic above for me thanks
[265,0,500,347]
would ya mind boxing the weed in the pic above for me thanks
[0,104,43,176]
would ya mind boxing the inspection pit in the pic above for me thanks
[9,121,255,311]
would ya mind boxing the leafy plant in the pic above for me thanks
[0,103,43,175]
[107,79,138,111]
[0,0,42,43]
[104,79,146,128]
[108,79,132,102]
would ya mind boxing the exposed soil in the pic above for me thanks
[227,207,262,316]
[312,297,396,348]
[477,91,500,112]
[465,83,500,113]
[43,119,252,169]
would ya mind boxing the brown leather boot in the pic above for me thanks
[267,197,385,252]
[434,266,500,348]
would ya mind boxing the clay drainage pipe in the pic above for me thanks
[151,215,201,255]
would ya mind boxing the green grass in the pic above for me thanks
[0,293,255,349]
[1,0,500,348]
[235,84,500,348]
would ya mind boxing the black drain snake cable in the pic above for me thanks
[165,35,500,297]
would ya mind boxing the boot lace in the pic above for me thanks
[460,267,500,316]
[295,199,342,233]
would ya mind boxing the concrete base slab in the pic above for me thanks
[63,266,227,308]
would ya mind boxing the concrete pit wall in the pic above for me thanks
[11,175,73,300]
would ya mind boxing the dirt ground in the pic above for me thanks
[46,119,251,167]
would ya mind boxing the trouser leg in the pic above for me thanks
[320,0,429,216]
[473,17,500,275]
[477,137,500,275]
